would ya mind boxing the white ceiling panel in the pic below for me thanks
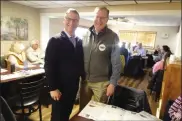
[32,5,63,8]
[11,1,40,6]
[80,2,108,6]
[51,1,77,4]
[10,0,180,9]
[30,1,57,5]
[62,3,86,7]
[105,1,136,5]
[137,1,169,4]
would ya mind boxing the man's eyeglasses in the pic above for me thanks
[65,16,79,23]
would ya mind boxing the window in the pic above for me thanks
[119,30,157,48]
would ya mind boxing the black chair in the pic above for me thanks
[108,85,151,114]
[0,56,7,68]
[146,54,155,68]
[163,100,174,121]
[0,96,17,121]
[147,70,164,102]
[13,76,45,121]
[124,56,144,77]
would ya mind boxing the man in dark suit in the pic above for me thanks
[44,8,85,121]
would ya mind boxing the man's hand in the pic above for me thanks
[106,84,115,96]
[50,89,62,101]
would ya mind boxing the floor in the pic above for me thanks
[15,69,159,121]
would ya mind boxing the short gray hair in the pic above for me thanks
[64,8,80,19]
[94,7,109,17]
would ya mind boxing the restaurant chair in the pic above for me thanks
[108,85,151,114]
[0,96,17,121]
[124,56,144,77]
[147,70,164,102]
[13,76,45,121]
[163,100,174,121]
[0,55,7,68]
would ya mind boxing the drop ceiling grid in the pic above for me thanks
[10,0,180,8]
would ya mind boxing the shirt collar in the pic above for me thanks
[63,30,75,39]
[89,25,108,35]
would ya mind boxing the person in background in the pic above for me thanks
[26,40,45,64]
[168,96,181,121]
[80,7,121,110]
[132,42,138,51]
[162,45,172,57]
[44,8,85,121]
[7,41,26,68]
[154,45,161,55]
[134,43,146,56]
[120,42,128,64]
[126,42,132,54]
[154,45,172,62]
[152,52,168,74]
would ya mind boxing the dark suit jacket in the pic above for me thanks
[44,31,85,92]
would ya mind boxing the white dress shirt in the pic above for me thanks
[134,47,146,56]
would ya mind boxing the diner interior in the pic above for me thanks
[0,0,181,121]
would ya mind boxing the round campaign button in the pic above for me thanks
[99,44,106,51]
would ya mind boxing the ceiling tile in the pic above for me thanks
[51,1,77,4]
[11,1,40,6]
[32,5,64,8]
[63,3,86,7]
[105,1,136,5]
[30,1,57,5]
[137,1,169,4]
[80,2,108,6]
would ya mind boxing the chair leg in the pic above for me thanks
[38,101,42,121]
[21,106,26,121]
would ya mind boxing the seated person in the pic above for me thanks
[126,42,132,54]
[134,43,146,56]
[132,42,138,51]
[7,41,27,68]
[120,42,129,64]
[26,40,45,64]
[154,45,161,55]
[168,96,181,121]
[152,53,168,74]
[153,45,172,62]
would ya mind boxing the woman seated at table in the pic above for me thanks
[26,40,45,64]
[153,45,161,55]
[7,41,27,68]
[153,45,172,62]
[152,53,168,74]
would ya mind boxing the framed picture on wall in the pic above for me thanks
[1,16,28,41]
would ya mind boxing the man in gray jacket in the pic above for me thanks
[80,6,121,110]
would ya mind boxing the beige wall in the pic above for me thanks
[49,18,92,37]
[108,24,179,53]
[49,17,179,53]
[1,1,40,55]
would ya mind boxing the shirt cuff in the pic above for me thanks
[109,79,117,87]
